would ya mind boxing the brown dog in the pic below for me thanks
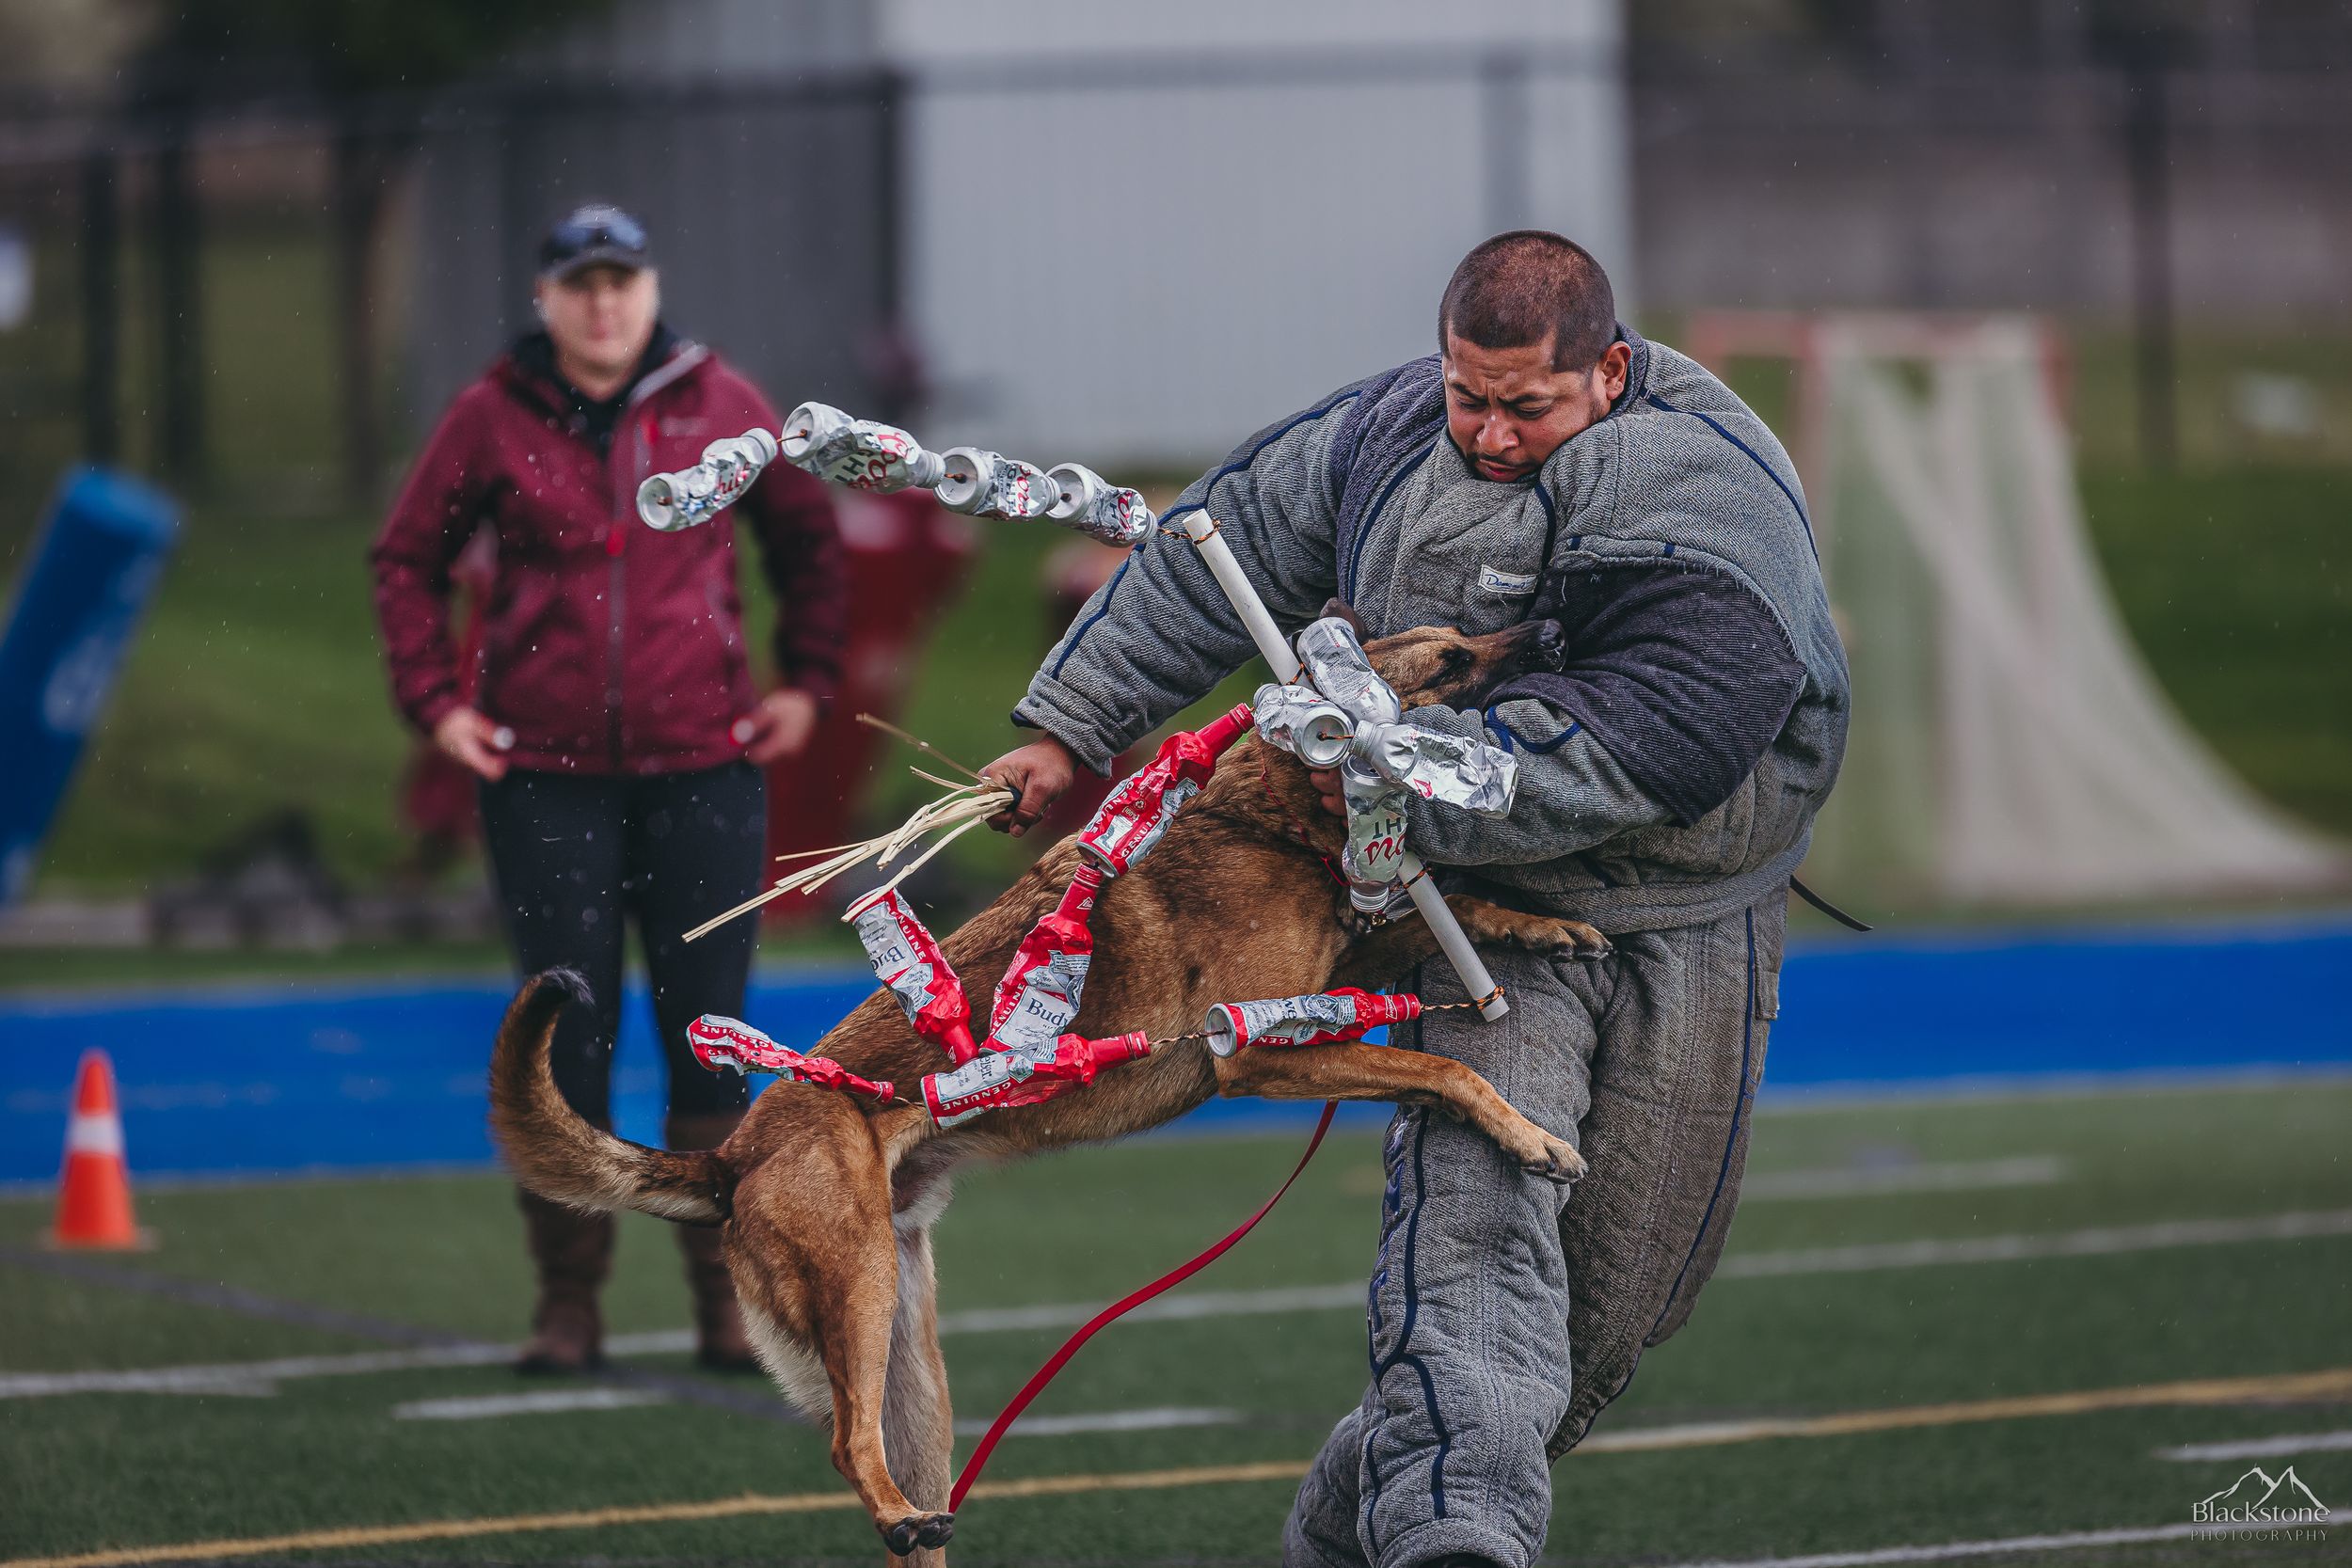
[489,614,1607,1561]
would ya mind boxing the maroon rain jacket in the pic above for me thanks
[371,332,845,776]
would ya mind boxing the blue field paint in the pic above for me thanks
[2,918,2345,1183]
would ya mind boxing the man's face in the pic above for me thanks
[536,264,660,380]
[1442,332,1631,483]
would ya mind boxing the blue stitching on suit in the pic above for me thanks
[1049,554,1135,678]
[1648,907,1756,1338]
[1482,705,1581,754]
[1644,393,1817,558]
[1344,437,1438,602]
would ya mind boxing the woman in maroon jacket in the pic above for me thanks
[370,206,845,1373]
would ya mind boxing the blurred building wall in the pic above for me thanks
[881,0,1630,464]
[1634,67,2351,322]
[405,0,898,435]
[401,0,1630,467]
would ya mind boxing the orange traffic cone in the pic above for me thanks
[45,1050,152,1250]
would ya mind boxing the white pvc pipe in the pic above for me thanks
[1176,513,1506,1022]
[1178,514,1301,683]
[1403,857,1509,1020]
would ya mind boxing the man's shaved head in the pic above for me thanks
[1439,230,1617,372]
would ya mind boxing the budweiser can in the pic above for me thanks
[1077,704,1255,876]
[936,447,1057,519]
[852,892,979,1063]
[986,862,1102,1061]
[921,1048,1038,1129]
[688,1013,793,1075]
[1045,463,1154,546]
[687,1014,895,1103]
[1202,989,1422,1057]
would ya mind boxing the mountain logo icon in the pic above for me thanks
[2194,1465,2331,1525]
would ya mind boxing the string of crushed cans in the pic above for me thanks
[648,404,1531,1129]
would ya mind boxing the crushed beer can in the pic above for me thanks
[1046,463,1155,546]
[779,402,946,492]
[1202,989,1422,1057]
[937,447,1057,520]
[986,862,1104,1062]
[1295,617,1402,727]
[687,1014,896,1105]
[919,1028,1154,1128]
[1356,721,1518,816]
[1341,766,1409,895]
[1250,683,1354,769]
[638,429,779,531]
[1077,703,1254,876]
[852,892,979,1064]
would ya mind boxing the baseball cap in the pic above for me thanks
[539,204,652,280]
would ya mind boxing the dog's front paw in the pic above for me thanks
[1518,916,1612,959]
[1493,1117,1587,1185]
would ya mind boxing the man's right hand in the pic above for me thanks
[434,705,511,782]
[979,734,1077,837]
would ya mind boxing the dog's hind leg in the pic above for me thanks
[732,1128,953,1559]
[882,1215,955,1565]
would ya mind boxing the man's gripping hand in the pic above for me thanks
[980,734,1077,838]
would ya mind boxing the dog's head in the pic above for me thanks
[1331,599,1565,712]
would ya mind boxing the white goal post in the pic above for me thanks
[1682,310,2344,908]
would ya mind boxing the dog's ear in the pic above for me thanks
[1319,597,1369,639]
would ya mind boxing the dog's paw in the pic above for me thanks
[882,1513,955,1557]
[1494,1117,1587,1185]
[1524,916,1611,959]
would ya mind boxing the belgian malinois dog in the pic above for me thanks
[490,611,1606,1561]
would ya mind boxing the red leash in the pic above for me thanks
[947,1100,1340,1511]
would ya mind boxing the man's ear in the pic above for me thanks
[1319,597,1369,639]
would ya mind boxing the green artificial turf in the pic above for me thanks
[4,1078,2348,1565]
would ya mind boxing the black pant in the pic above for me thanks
[480,763,764,1127]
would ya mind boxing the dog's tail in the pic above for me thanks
[489,970,731,1226]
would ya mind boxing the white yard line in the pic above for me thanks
[1742,1156,2066,1201]
[1661,1520,2315,1568]
[1715,1207,2352,1279]
[2157,1429,2352,1462]
[951,1405,1240,1438]
[8,1207,2347,1400]
[391,1388,668,1421]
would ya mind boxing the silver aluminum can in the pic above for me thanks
[1202,991,1362,1057]
[1251,682,1355,770]
[1295,617,1402,727]
[1341,766,1409,897]
[780,401,946,492]
[1045,463,1154,546]
[1357,720,1518,816]
[937,447,1057,519]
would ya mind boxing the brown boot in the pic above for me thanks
[515,1189,612,1374]
[667,1110,758,1373]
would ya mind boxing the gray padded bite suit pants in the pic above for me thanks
[1284,894,1785,1568]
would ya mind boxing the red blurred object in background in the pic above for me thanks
[762,490,977,924]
